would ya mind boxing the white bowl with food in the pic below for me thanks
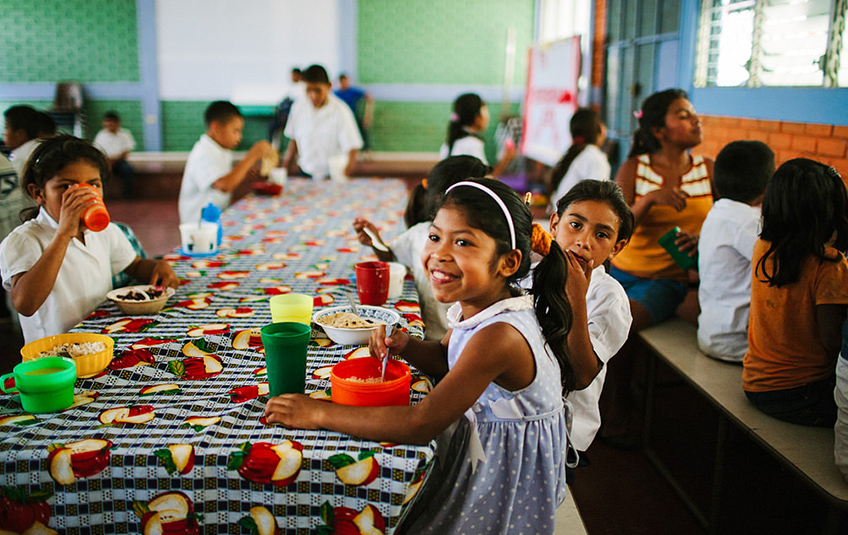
[106,285,176,315]
[313,305,401,346]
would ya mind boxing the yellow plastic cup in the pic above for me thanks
[269,293,313,325]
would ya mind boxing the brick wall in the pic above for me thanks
[699,116,848,181]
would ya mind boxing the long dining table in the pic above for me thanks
[0,178,435,535]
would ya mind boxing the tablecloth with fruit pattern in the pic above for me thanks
[0,178,436,535]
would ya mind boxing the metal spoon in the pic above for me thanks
[363,227,389,252]
[347,292,360,317]
[382,323,394,381]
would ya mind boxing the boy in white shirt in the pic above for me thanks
[94,111,136,199]
[282,64,363,179]
[178,101,274,225]
[697,140,774,362]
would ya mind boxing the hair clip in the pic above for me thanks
[572,136,586,145]
[633,110,643,120]
[421,178,428,189]
[450,112,459,122]
[524,192,532,206]
[827,166,842,180]
[530,223,551,256]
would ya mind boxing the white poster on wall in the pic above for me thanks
[520,36,581,166]
[155,0,341,103]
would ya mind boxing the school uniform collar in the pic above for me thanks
[199,134,229,154]
[447,294,533,331]
[36,207,94,243]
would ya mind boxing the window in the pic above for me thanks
[695,0,847,87]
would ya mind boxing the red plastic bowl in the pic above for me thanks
[252,182,283,196]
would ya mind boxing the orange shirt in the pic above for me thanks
[743,241,848,392]
[612,154,713,281]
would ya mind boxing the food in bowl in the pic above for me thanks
[38,342,107,359]
[312,306,401,346]
[315,312,378,329]
[107,285,175,315]
[21,333,115,378]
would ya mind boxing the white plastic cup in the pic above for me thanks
[269,167,287,185]
[179,222,218,255]
[328,154,349,182]
[387,262,407,299]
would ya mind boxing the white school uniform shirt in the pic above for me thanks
[94,128,135,159]
[697,199,761,362]
[390,222,451,341]
[0,207,136,343]
[550,144,611,210]
[439,135,488,165]
[284,94,363,178]
[9,138,40,178]
[178,134,233,225]
[519,263,631,450]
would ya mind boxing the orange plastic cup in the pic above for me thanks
[330,357,411,407]
[79,184,110,232]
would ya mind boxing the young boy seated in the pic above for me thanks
[3,105,41,177]
[178,101,274,225]
[282,64,363,179]
[94,111,136,199]
[697,140,775,362]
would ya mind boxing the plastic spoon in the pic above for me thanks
[382,324,394,381]
[347,292,360,317]
[363,227,389,252]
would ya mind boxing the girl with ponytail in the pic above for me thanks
[439,93,516,177]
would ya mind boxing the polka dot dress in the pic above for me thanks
[409,296,568,534]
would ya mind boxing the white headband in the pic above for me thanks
[445,181,516,250]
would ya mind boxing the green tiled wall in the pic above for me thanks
[358,0,534,86]
[1,100,144,148]
[0,0,139,82]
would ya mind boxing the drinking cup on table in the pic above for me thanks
[179,223,218,255]
[355,261,390,306]
[387,262,407,299]
[260,322,312,396]
[269,293,313,325]
[0,357,76,413]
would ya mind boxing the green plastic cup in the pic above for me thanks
[269,293,314,325]
[260,322,312,396]
[658,226,699,271]
[0,356,76,413]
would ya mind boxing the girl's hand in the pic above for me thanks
[646,187,689,212]
[149,260,179,288]
[352,217,381,247]
[56,184,99,239]
[674,230,699,256]
[369,324,410,359]
[564,250,592,303]
[264,394,324,429]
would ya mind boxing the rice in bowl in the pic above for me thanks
[38,342,107,359]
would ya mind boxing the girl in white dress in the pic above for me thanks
[266,178,574,534]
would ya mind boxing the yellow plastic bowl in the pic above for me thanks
[21,333,114,378]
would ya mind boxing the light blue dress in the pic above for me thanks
[400,295,569,535]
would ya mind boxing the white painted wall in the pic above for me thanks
[155,0,341,102]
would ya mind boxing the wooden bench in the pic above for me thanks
[554,487,588,535]
[638,318,848,534]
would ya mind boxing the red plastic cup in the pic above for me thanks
[330,357,411,407]
[79,184,110,232]
[354,261,389,306]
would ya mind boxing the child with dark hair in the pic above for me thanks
[439,93,516,177]
[178,101,274,224]
[36,111,56,138]
[744,159,848,426]
[3,105,41,177]
[548,179,633,459]
[268,178,573,534]
[282,64,363,179]
[549,108,611,208]
[94,111,136,199]
[353,156,491,341]
[698,140,775,362]
[0,135,178,342]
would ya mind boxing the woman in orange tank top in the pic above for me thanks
[599,89,715,445]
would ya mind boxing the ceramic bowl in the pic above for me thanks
[107,285,175,315]
[313,305,400,346]
[20,332,115,378]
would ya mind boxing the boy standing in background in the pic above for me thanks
[282,64,362,179]
[94,111,136,199]
[335,73,373,151]
[3,105,40,178]
[178,101,274,225]
[697,140,775,362]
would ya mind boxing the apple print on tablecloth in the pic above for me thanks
[154,444,195,476]
[207,280,239,291]
[0,487,53,534]
[108,348,155,370]
[316,502,385,535]
[329,450,380,487]
[98,405,155,426]
[227,383,269,403]
[139,384,180,396]
[183,416,221,432]
[47,439,113,485]
[133,491,202,535]
[0,414,38,427]
[101,318,156,335]
[232,328,263,350]
[216,307,254,319]
[64,390,99,410]
[228,441,303,487]
[185,323,230,338]
[130,337,177,350]
[237,506,280,535]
